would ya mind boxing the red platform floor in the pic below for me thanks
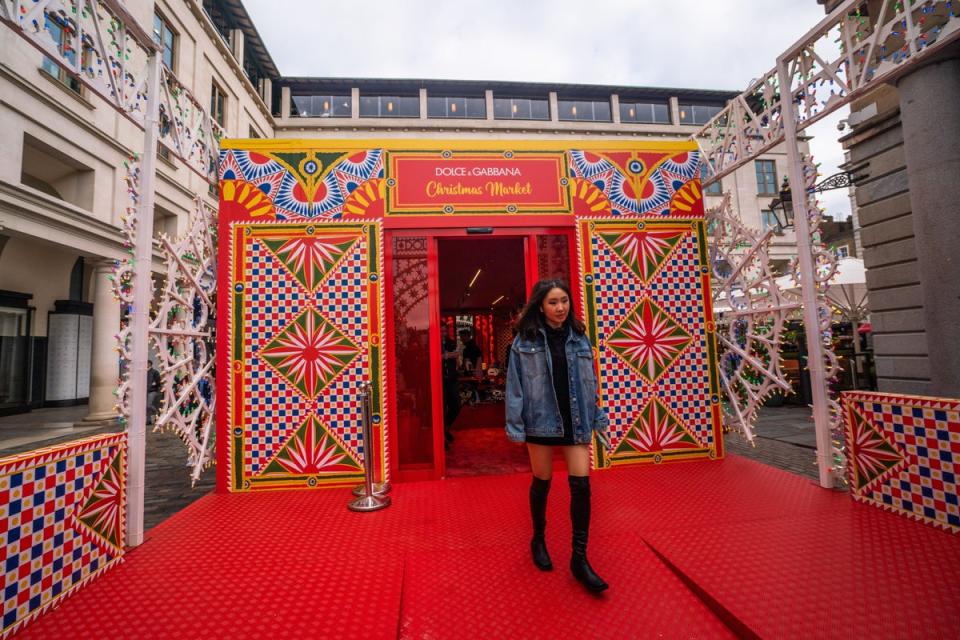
[14,455,960,639]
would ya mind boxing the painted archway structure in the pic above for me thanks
[216,139,722,492]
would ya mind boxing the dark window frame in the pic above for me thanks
[619,100,671,124]
[755,159,778,196]
[211,81,226,128]
[557,98,612,122]
[291,93,352,118]
[492,96,550,121]
[358,94,420,118]
[40,12,84,93]
[427,95,486,119]
[153,12,176,70]
[678,103,724,126]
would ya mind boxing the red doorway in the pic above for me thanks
[385,226,577,481]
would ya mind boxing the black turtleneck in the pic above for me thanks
[537,323,573,443]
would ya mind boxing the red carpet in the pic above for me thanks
[13,456,960,639]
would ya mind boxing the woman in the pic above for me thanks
[505,278,610,593]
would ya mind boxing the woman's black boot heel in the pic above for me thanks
[568,475,608,592]
[529,476,553,571]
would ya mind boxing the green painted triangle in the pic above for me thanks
[599,230,685,283]
[850,409,904,490]
[263,414,363,476]
[75,449,123,549]
[261,233,358,292]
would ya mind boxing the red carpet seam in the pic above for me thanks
[642,538,762,640]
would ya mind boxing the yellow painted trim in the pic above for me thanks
[220,138,697,153]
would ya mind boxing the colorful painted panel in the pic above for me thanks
[217,140,715,484]
[1,434,126,638]
[842,391,960,532]
[224,220,385,492]
[579,219,721,467]
[568,149,704,217]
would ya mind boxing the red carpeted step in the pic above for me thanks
[398,533,735,639]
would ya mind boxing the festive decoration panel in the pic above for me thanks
[579,219,721,468]
[1,434,126,638]
[842,391,960,533]
[222,220,384,492]
[218,140,714,485]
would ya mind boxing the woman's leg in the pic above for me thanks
[526,444,554,570]
[526,443,554,480]
[562,445,608,592]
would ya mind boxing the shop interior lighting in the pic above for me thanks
[468,268,482,288]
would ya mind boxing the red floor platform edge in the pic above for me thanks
[14,455,960,639]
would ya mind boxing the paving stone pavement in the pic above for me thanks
[1,403,841,532]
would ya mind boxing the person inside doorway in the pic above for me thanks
[505,278,611,593]
[441,331,460,448]
[459,329,482,374]
[146,360,161,426]
[459,328,483,405]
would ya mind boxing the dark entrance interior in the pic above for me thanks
[437,237,528,476]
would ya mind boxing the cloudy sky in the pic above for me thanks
[244,0,851,217]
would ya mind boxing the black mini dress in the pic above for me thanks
[525,324,576,446]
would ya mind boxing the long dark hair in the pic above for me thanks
[514,278,585,340]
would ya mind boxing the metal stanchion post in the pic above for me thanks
[348,382,391,512]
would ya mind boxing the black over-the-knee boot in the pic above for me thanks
[568,475,608,592]
[529,476,553,571]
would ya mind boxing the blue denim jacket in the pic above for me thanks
[505,327,609,444]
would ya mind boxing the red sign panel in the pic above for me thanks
[387,152,569,214]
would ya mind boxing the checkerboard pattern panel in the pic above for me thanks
[244,355,305,476]
[590,233,647,444]
[648,231,713,447]
[316,355,368,459]
[315,238,368,344]
[647,233,704,331]
[1,435,125,638]
[314,236,370,460]
[584,220,717,464]
[231,222,379,491]
[242,238,309,477]
[243,240,305,347]
[843,392,960,532]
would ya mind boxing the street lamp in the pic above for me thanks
[768,178,795,233]
[768,171,861,233]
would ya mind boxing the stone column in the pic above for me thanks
[78,258,120,426]
[896,56,960,397]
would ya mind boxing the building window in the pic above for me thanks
[359,95,419,118]
[557,99,611,122]
[211,81,225,128]
[701,162,722,195]
[619,100,670,124]
[493,96,549,121]
[427,96,486,119]
[40,14,82,93]
[760,210,779,231]
[678,104,723,125]
[291,94,352,118]
[755,159,778,196]
[153,13,176,69]
[835,244,850,258]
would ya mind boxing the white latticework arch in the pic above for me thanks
[112,158,217,486]
[708,156,847,478]
[707,193,797,443]
[149,198,217,486]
